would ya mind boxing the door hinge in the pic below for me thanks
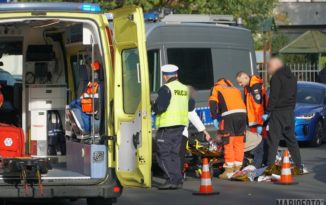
[100,135,116,143]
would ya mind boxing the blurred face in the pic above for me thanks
[268,58,283,75]
[163,74,169,82]
[236,74,250,87]
[163,74,177,83]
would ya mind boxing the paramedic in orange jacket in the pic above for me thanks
[209,79,247,179]
[236,72,268,134]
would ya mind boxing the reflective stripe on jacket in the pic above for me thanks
[244,75,268,126]
[156,80,189,128]
[209,78,246,118]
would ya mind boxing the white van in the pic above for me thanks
[146,16,256,128]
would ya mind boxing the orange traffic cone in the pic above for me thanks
[193,158,219,195]
[275,150,298,185]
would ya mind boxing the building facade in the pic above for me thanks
[276,0,326,40]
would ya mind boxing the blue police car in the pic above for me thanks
[295,81,326,146]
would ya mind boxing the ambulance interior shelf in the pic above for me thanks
[24,44,67,157]
[25,45,63,85]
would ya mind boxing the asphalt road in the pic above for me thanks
[6,144,326,205]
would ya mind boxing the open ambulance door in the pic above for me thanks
[111,6,152,188]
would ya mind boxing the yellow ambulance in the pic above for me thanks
[0,2,151,204]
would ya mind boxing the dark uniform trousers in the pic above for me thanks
[179,135,188,172]
[266,110,302,166]
[156,126,184,185]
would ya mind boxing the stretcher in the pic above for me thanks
[0,121,51,194]
[0,156,51,195]
[184,130,260,178]
[184,132,224,178]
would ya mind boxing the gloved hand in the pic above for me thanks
[262,114,269,121]
[257,126,263,135]
[213,119,219,130]
[203,130,211,141]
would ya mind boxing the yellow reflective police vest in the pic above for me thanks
[156,80,189,128]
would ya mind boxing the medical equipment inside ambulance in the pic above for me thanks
[0,20,107,185]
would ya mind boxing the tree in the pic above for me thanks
[16,0,276,44]
[110,0,276,36]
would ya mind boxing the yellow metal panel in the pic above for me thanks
[111,6,152,188]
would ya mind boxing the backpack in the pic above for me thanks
[47,110,65,155]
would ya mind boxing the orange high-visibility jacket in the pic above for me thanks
[244,75,268,127]
[209,79,246,118]
[80,82,100,114]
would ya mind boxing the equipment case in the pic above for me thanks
[0,123,25,157]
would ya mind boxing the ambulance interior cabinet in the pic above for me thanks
[66,140,107,178]
[27,85,67,156]
[30,110,47,156]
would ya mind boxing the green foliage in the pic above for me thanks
[272,32,289,54]
[15,0,276,47]
[16,0,276,34]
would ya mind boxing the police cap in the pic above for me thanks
[161,64,179,75]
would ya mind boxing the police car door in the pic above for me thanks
[111,6,152,188]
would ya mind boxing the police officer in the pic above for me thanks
[153,64,191,190]
[236,72,268,135]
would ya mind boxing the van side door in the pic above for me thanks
[111,6,152,188]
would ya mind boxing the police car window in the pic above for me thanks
[148,49,160,92]
[167,48,213,90]
[122,48,141,114]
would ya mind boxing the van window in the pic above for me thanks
[167,48,214,90]
[211,48,252,85]
[122,48,141,114]
[148,49,160,92]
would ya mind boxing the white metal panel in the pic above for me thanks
[30,110,47,141]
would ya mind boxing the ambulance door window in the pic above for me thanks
[122,48,141,114]
[147,49,160,93]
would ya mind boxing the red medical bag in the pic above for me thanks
[0,123,25,157]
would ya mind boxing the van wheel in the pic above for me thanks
[86,198,114,205]
[310,121,323,147]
